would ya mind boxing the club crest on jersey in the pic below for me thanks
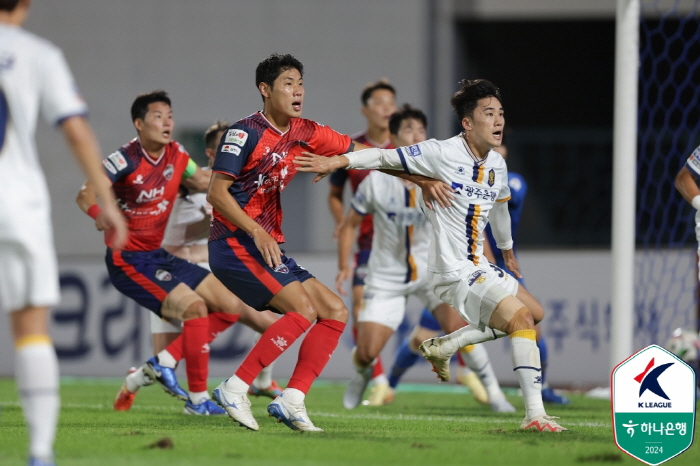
[467,270,487,286]
[155,269,172,281]
[455,166,465,175]
[407,144,422,157]
[273,263,289,274]
[488,169,495,187]
[163,164,174,181]
[225,129,248,146]
[221,144,241,155]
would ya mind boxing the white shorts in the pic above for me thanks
[429,262,519,330]
[357,280,443,331]
[0,236,60,314]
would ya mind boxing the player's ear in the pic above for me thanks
[259,82,271,99]
[134,118,143,133]
[360,105,369,118]
[461,116,472,132]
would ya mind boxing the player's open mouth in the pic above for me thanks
[292,101,302,111]
[493,131,502,139]
[163,131,171,138]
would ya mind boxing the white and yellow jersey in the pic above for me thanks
[351,171,431,290]
[0,24,88,241]
[348,135,511,273]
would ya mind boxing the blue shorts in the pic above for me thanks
[106,248,210,316]
[418,308,442,331]
[352,248,371,287]
[208,235,314,311]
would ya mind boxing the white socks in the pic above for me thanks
[460,345,504,401]
[125,366,153,393]
[510,330,545,419]
[156,349,177,369]
[371,373,389,386]
[189,390,209,404]
[253,362,274,389]
[438,325,507,355]
[224,375,250,394]
[282,387,305,404]
[16,337,59,461]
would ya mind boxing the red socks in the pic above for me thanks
[182,317,210,392]
[163,312,240,362]
[235,312,310,385]
[288,318,346,394]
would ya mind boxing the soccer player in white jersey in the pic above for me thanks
[113,121,283,414]
[338,105,514,413]
[0,1,127,464]
[295,79,567,432]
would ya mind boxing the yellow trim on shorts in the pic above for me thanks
[509,329,536,340]
[460,344,475,353]
[15,334,52,349]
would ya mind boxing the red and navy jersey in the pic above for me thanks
[329,130,394,250]
[102,138,191,251]
[210,112,352,243]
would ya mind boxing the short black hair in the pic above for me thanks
[389,104,427,135]
[361,79,396,106]
[204,120,229,149]
[255,54,304,103]
[0,0,20,12]
[450,79,502,121]
[130,90,171,123]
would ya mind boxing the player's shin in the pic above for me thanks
[511,329,546,419]
[287,318,346,394]
[432,325,506,354]
[183,317,210,394]
[460,344,502,400]
[389,339,420,388]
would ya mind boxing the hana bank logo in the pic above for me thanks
[634,358,674,408]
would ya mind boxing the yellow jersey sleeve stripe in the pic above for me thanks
[496,196,511,203]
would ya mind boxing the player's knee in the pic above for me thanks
[181,299,207,320]
[325,297,349,323]
[355,346,376,368]
[290,295,318,323]
[504,307,535,334]
[217,295,245,316]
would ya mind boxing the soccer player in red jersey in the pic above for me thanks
[328,80,397,405]
[77,91,260,415]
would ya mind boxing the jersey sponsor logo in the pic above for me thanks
[163,164,174,181]
[488,169,495,187]
[136,186,165,203]
[107,151,128,171]
[467,270,487,285]
[155,269,172,281]
[407,144,422,157]
[221,144,241,155]
[225,129,248,146]
[273,263,289,274]
[102,159,117,175]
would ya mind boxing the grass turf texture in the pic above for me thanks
[0,378,697,465]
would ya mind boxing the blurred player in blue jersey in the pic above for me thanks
[0,2,127,464]
[484,144,569,404]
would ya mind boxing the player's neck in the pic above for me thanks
[0,8,27,26]
[462,133,489,160]
[366,126,390,147]
[139,138,166,161]
[262,107,291,134]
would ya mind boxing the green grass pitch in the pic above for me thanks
[0,378,697,465]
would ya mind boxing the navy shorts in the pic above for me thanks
[106,248,210,316]
[418,308,442,331]
[352,248,371,287]
[208,235,314,311]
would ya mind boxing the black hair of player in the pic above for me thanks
[450,79,502,121]
[0,0,20,11]
[204,120,230,149]
[389,104,427,136]
[361,79,396,106]
[130,90,171,123]
[255,54,304,103]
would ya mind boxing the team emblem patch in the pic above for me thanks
[155,269,172,281]
[221,144,241,155]
[488,169,495,187]
[107,151,128,171]
[467,270,487,285]
[163,164,174,181]
[273,263,289,274]
[407,144,422,157]
[225,129,248,146]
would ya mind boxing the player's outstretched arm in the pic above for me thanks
[675,166,700,207]
[379,171,454,210]
[181,166,212,192]
[336,210,363,296]
[207,172,282,268]
[65,116,126,248]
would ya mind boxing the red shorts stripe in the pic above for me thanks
[226,237,284,294]
[111,250,168,301]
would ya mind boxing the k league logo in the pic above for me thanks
[612,345,696,465]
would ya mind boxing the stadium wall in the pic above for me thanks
[1,250,693,388]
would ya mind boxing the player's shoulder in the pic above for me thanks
[8,27,59,52]
[119,138,142,162]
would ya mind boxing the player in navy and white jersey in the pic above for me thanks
[296,79,567,432]
[328,79,396,405]
[77,91,266,416]
[0,2,127,464]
